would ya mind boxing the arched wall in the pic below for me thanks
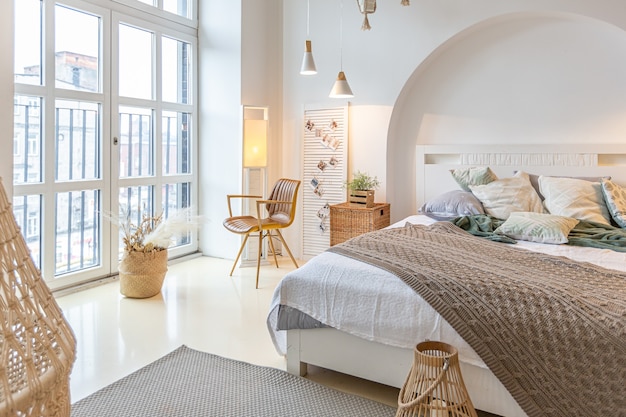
[387,11,626,220]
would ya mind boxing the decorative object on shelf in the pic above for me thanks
[396,341,478,417]
[0,177,76,416]
[329,0,354,98]
[300,0,317,75]
[113,208,200,298]
[355,0,376,30]
[344,170,380,207]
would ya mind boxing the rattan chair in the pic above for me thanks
[0,177,76,416]
[223,178,301,288]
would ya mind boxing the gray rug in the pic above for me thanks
[71,345,397,417]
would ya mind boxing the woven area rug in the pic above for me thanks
[71,345,396,417]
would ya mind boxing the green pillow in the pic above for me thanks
[450,167,497,192]
[601,178,626,228]
[495,212,579,244]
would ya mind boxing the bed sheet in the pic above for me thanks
[267,214,626,369]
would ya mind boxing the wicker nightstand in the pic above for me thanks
[330,202,391,246]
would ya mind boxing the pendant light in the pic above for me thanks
[329,0,354,98]
[300,0,317,75]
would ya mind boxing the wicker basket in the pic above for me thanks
[396,341,477,417]
[0,177,76,416]
[119,249,168,298]
[330,202,390,246]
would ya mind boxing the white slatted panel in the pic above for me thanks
[302,105,348,258]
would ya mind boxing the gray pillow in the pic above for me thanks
[601,178,626,228]
[419,190,484,220]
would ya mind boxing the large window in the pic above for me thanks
[13,0,198,290]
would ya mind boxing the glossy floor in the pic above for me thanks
[56,256,400,407]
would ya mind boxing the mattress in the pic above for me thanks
[267,215,626,367]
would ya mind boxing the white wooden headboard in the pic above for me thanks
[416,144,626,206]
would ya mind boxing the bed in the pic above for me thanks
[266,145,626,417]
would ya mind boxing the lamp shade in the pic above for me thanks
[329,71,354,98]
[243,119,267,167]
[300,40,317,75]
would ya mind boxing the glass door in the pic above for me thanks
[13,0,197,290]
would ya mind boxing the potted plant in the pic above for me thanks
[115,208,199,298]
[344,171,380,208]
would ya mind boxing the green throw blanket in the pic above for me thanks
[451,214,626,252]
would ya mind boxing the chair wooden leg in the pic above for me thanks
[267,232,279,268]
[230,234,249,276]
[275,230,299,269]
[256,231,263,289]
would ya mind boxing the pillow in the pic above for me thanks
[494,212,579,244]
[539,176,611,225]
[516,171,611,200]
[601,178,626,228]
[419,190,484,219]
[469,171,545,220]
[450,167,498,192]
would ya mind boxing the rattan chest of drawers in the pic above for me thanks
[330,202,391,246]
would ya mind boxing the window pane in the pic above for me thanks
[14,0,42,85]
[13,195,42,269]
[162,37,190,104]
[14,95,42,184]
[55,5,100,93]
[55,190,101,275]
[163,0,191,19]
[56,100,101,182]
[162,111,190,175]
[119,106,154,178]
[162,182,191,247]
[118,185,154,257]
[119,24,153,100]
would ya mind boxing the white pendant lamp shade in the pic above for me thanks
[300,40,317,75]
[329,71,354,98]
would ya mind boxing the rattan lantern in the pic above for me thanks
[396,341,478,417]
[356,0,376,30]
[0,177,76,416]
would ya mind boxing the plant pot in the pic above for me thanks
[119,249,168,298]
[348,190,375,208]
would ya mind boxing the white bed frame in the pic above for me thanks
[286,144,626,417]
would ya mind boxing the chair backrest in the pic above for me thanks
[266,178,301,226]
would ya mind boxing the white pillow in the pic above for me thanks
[495,212,579,244]
[539,176,611,225]
[469,171,545,220]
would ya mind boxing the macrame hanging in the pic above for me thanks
[355,0,376,30]
[401,0,410,5]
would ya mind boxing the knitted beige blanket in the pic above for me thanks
[329,222,626,417]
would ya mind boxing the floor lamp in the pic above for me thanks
[241,106,269,266]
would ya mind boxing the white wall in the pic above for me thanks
[0,2,14,198]
[281,0,626,233]
[199,0,283,258]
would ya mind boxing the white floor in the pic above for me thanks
[56,255,400,408]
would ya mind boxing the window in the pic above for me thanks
[13,0,198,290]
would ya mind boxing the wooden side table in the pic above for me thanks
[330,202,391,246]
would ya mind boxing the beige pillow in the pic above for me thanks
[495,212,579,244]
[450,167,498,192]
[469,171,545,220]
[539,176,611,225]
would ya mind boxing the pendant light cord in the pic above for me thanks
[306,0,310,37]
[339,0,344,71]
